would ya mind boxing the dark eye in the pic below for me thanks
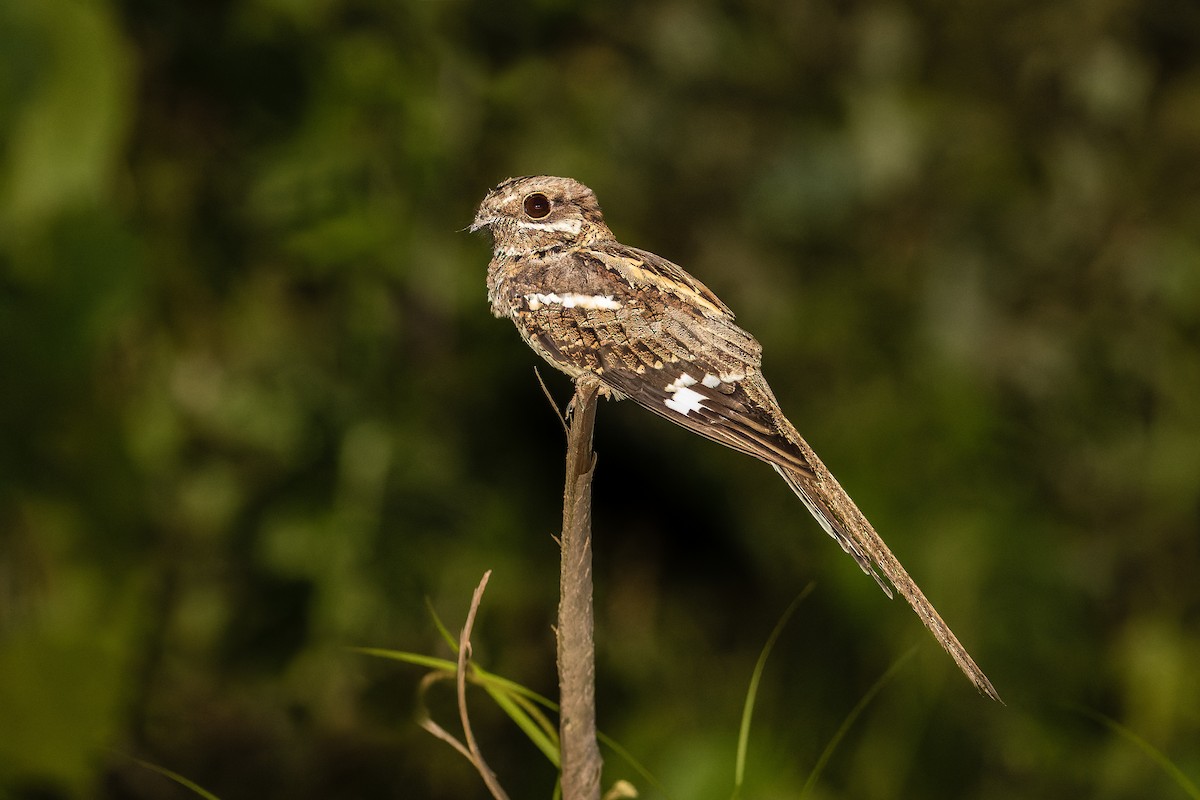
[523,192,551,219]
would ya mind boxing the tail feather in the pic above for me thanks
[775,463,1002,703]
[774,464,892,598]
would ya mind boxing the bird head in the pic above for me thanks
[471,175,614,254]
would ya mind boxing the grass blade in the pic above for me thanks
[733,583,814,797]
[357,641,666,795]
[425,596,460,652]
[350,647,456,671]
[128,757,222,800]
[1070,705,1200,799]
[598,730,670,799]
[800,645,917,798]
[484,682,561,766]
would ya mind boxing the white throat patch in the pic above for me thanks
[516,218,583,235]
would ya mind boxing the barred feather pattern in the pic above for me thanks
[473,175,1000,702]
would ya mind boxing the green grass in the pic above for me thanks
[126,756,222,800]
[357,598,667,798]
[1069,705,1200,800]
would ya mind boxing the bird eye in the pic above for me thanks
[523,192,551,219]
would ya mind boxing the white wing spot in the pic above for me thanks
[665,386,706,415]
[701,373,722,388]
[665,373,698,393]
[525,293,621,311]
[664,374,704,415]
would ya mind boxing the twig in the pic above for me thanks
[414,571,510,800]
[416,672,473,761]
[558,379,603,799]
[458,571,509,800]
[535,367,570,438]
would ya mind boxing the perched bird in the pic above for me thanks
[472,175,1000,702]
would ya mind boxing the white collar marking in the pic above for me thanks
[516,218,583,235]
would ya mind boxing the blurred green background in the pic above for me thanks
[1,0,1198,798]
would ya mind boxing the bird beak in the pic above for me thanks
[468,213,496,233]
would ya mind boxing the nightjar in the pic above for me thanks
[472,175,999,702]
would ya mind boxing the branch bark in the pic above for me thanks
[557,379,603,800]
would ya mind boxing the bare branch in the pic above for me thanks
[415,572,510,800]
[457,571,510,800]
[558,379,603,799]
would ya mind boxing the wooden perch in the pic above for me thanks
[557,379,603,799]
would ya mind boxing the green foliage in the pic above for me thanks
[357,621,665,798]
[1,0,1199,797]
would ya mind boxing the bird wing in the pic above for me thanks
[597,347,817,478]
[592,313,1002,701]
[504,239,819,478]
[587,243,736,318]
[504,265,1004,702]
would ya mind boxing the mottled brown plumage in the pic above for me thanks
[472,175,1000,702]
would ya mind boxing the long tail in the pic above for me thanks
[773,463,1002,703]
